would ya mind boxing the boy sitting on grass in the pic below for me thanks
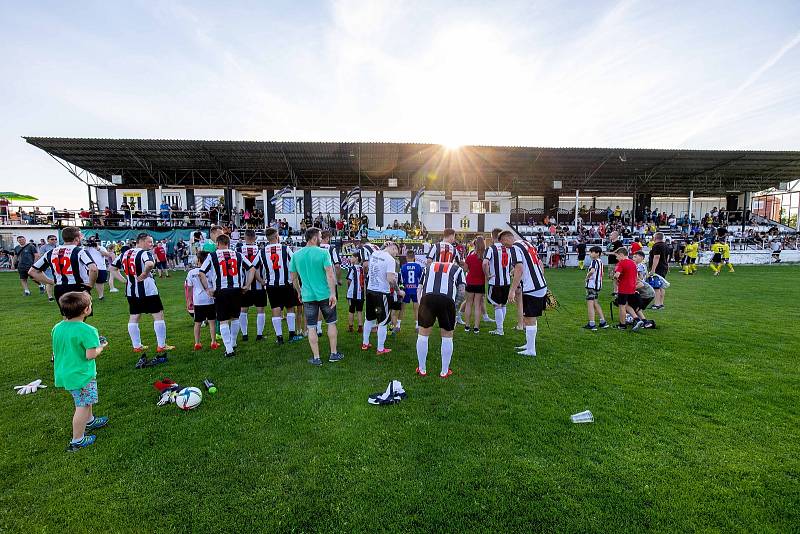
[53,291,108,452]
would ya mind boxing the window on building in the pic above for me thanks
[384,198,408,214]
[161,193,181,208]
[312,197,338,215]
[275,197,302,214]
[195,196,220,210]
[361,197,376,214]
[470,200,500,214]
[430,200,460,213]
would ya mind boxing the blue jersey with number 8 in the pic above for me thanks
[400,262,423,292]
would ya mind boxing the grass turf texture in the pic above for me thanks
[1,266,798,532]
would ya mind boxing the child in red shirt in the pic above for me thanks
[613,247,644,331]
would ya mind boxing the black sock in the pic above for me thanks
[289,331,295,337]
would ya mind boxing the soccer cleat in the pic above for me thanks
[415,367,427,377]
[157,345,175,353]
[48,297,54,302]
[599,321,609,329]
[210,342,220,350]
[455,316,466,326]
[612,324,627,330]
[464,325,471,332]
[135,356,149,369]
[328,352,344,363]
[109,288,119,293]
[133,345,149,354]
[517,350,537,357]
[440,369,453,378]
[241,334,249,342]
[473,329,480,334]
[308,357,323,366]
[23,290,31,296]
[288,335,304,343]
[39,285,45,294]
[489,330,504,336]
[361,343,372,351]
[256,334,263,341]
[85,416,108,431]
[632,320,645,332]
[193,343,203,351]
[150,355,168,366]
[225,351,236,358]
[516,344,527,350]
[376,348,392,355]
[66,434,96,452]
[276,336,284,345]
[582,323,598,331]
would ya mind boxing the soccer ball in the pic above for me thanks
[175,387,202,411]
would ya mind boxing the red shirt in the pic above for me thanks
[465,252,485,285]
[630,242,642,254]
[615,258,637,294]
[154,245,167,262]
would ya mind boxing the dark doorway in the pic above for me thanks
[244,196,256,212]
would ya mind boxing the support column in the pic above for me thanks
[574,189,580,228]
[477,184,485,233]
[185,188,195,211]
[444,190,453,229]
[688,190,694,223]
[376,190,384,228]
[147,189,156,211]
[107,187,118,211]
[223,189,233,224]
[303,189,312,222]
[262,189,268,231]
[266,189,275,223]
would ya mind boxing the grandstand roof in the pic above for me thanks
[24,137,800,195]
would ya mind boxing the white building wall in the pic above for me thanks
[384,190,412,226]
[485,191,513,231]
[116,188,149,211]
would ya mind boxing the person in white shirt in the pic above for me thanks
[84,238,114,300]
[362,242,402,355]
[186,251,219,350]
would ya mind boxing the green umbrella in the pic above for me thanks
[0,192,38,201]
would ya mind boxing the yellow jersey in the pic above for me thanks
[711,243,725,257]
[685,243,699,258]
[722,242,731,259]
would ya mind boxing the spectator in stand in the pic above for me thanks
[159,201,170,222]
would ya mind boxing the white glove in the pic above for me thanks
[14,379,47,395]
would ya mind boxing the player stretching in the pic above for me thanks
[198,234,254,358]
[483,228,512,336]
[110,232,174,368]
[415,260,466,378]
[501,231,548,357]
[238,230,267,341]
[258,228,303,344]
[400,250,423,331]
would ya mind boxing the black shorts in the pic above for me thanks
[127,295,164,315]
[55,283,91,304]
[418,293,456,331]
[389,296,402,311]
[712,253,722,263]
[266,284,300,310]
[156,261,168,270]
[522,294,546,318]
[466,284,485,294]
[616,292,641,310]
[96,270,109,284]
[241,289,267,308]
[214,288,242,321]
[688,257,697,264]
[487,285,510,306]
[348,298,364,313]
[18,267,31,280]
[193,304,216,322]
[585,288,600,301]
[365,290,390,326]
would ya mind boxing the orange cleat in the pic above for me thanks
[156,345,175,353]
[360,343,372,351]
[132,345,149,354]
[210,342,220,350]
[440,369,453,379]
[415,367,427,377]
[193,343,202,351]
[376,348,392,355]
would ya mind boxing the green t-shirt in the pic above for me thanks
[201,241,217,253]
[52,321,100,391]
[289,246,333,302]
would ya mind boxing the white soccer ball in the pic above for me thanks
[175,387,202,411]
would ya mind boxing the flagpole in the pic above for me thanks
[293,186,299,236]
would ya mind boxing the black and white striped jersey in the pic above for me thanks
[346,264,365,300]
[586,258,603,290]
[257,243,293,287]
[33,245,96,287]
[112,247,159,297]
[200,249,252,290]
[359,243,380,264]
[320,243,341,265]
[239,243,260,264]
[419,262,466,302]
[484,243,511,286]
[427,241,462,264]
[510,240,548,295]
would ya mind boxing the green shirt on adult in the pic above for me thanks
[289,245,333,302]
[52,321,100,391]
[201,241,217,253]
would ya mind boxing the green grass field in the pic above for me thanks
[1,265,798,532]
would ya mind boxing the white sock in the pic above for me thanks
[316,324,323,335]
[231,320,240,347]
[441,337,453,376]
[397,320,402,328]
[495,307,505,332]
[272,316,283,338]
[363,320,375,345]
[127,323,141,348]
[256,313,266,336]
[415,321,419,329]
[525,324,538,354]
[377,324,388,350]
[287,313,296,333]
[416,335,429,373]
[153,320,166,347]
[239,311,248,335]
[220,323,234,353]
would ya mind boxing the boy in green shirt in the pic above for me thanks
[52,291,109,452]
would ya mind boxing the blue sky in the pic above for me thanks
[1,0,799,209]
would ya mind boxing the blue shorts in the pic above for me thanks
[402,290,418,304]
[70,379,98,407]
